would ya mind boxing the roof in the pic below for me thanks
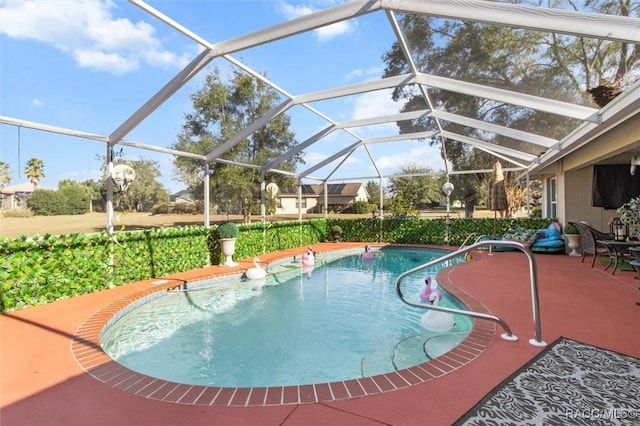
[280,183,365,197]
[1,0,639,183]
[170,189,195,203]
[0,182,40,194]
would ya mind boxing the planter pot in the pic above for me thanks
[565,234,581,256]
[219,238,238,267]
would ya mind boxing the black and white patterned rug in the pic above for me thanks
[455,337,640,425]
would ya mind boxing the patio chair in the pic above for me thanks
[569,221,614,268]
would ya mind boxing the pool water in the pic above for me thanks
[100,247,471,387]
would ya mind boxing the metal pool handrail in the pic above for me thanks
[458,232,489,250]
[394,240,547,347]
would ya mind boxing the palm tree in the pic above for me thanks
[24,158,45,189]
[0,161,12,189]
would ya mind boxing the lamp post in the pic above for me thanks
[442,181,454,243]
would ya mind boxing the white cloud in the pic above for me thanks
[277,1,355,42]
[375,143,446,175]
[344,66,381,82]
[73,49,138,75]
[347,90,447,175]
[351,89,402,120]
[346,89,404,136]
[315,20,354,42]
[0,0,189,74]
[66,168,102,181]
[278,2,315,19]
[31,98,44,107]
[344,69,364,80]
[301,151,328,165]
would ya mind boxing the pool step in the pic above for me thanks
[361,332,469,377]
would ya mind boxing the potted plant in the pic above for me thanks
[563,223,581,256]
[331,225,343,243]
[617,195,640,240]
[215,222,239,266]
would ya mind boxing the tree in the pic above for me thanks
[386,193,416,217]
[172,67,301,222]
[365,180,383,210]
[118,159,169,212]
[0,161,12,188]
[59,180,95,213]
[79,179,102,212]
[24,158,45,189]
[387,165,443,210]
[382,1,639,183]
[95,155,169,212]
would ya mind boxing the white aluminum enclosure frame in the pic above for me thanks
[1,0,640,231]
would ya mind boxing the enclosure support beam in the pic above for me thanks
[204,164,210,228]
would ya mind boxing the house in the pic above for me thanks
[277,183,369,214]
[529,94,640,233]
[0,182,39,210]
[170,189,195,204]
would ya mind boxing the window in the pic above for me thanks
[548,178,557,218]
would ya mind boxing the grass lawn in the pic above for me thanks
[0,212,222,238]
[0,208,513,239]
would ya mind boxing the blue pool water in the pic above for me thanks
[100,247,471,387]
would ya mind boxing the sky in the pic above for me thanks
[0,0,447,194]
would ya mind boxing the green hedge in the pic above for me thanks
[326,217,554,247]
[0,217,554,312]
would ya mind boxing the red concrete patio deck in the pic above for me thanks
[2,243,639,426]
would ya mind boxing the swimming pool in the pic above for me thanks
[100,247,471,388]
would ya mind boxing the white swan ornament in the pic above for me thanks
[245,257,267,280]
[420,292,455,332]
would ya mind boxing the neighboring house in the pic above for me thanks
[277,183,369,214]
[0,182,39,210]
[170,189,195,204]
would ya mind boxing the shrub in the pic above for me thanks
[215,222,239,239]
[59,185,90,215]
[27,189,65,215]
[617,195,640,239]
[172,202,197,214]
[343,201,370,214]
[152,201,203,215]
[152,202,171,214]
[1,209,33,218]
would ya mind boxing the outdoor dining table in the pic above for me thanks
[596,239,640,275]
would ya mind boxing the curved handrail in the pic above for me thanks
[394,240,547,347]
[458,232,491,250]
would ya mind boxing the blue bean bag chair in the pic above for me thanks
[482,223,565,253]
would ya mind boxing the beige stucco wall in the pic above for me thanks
[563,166,616,233]
[278,197,317,214]
[555,113,640,234]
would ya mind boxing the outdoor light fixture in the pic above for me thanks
[609,217,628,241]
[442,181,454,243]
[442,182,454,196]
